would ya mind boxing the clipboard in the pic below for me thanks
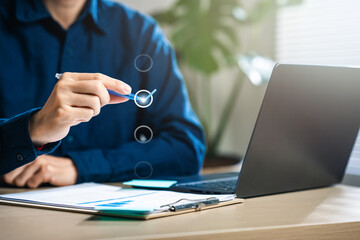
[0,183,244,220]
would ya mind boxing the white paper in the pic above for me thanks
[0,183,235,212]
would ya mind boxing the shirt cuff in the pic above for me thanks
[66,149,112,183]
[34,141,61,156]
[0,108,60,174]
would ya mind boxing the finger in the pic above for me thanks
[3,164,29,185]
[13,161,42,187]
[67,107,94,124]
[49,160,77,186]
[67,93,101,116]
[108,95,130,104]
[99,74,132,95]
[49,173,70,187]
[63,73,132,95]
[69,80,111,106]
[41,155,62,166]
[59,72,98,81]
[64,80,128,105]
[49,175,71,187]
[27,165,53,188]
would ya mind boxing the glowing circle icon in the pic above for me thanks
[134,125,153,144]
[134,161,153,179]
[134,54,153,72]
[134,89,153,108]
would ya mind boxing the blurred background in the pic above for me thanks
[116,0,360,184]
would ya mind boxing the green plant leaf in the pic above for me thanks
[154,0,241,75]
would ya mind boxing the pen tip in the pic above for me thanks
[55,73,62,79]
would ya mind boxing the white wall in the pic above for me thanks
[117,0,175,14]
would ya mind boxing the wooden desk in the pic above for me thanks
[1,176,360,239]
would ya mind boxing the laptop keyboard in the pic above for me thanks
[176,176,238,192]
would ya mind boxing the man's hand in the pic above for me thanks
[3,155,78,188]
[29,72,132,146]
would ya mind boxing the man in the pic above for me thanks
[0,0,205,188]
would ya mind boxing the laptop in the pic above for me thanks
[170,64,360,198]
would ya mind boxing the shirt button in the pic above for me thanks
[67,135,74,144]
[16,153,24,161]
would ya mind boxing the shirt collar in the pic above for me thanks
[86,0,107,34]
[15,0,107,34]
[15,0,50,22]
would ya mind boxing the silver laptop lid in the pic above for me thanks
[236,64,360,198]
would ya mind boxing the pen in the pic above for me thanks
[161,197,220,212]
[107,89,138,100]
[55,73,139,101]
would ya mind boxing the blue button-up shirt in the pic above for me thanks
[0,0,205,182]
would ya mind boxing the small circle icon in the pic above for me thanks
[134,54,153,72]
[134,161,153,179]
[134,89,153,108]
[134,125,153,144]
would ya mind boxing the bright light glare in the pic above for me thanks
[140,134,147,142]
[249,70,262,86]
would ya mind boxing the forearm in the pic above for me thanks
[0,108,60,175]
